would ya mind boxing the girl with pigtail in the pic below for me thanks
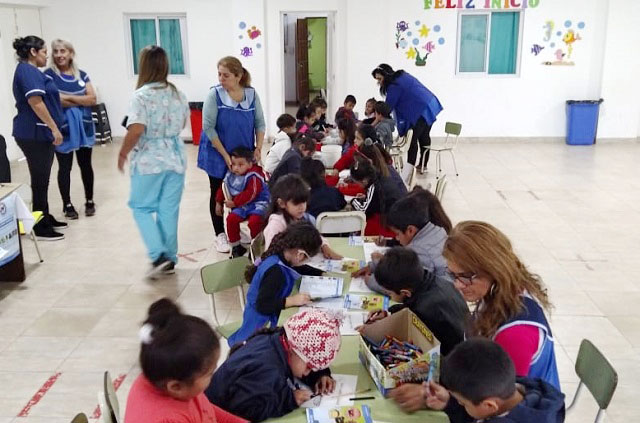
[227,221,323,346]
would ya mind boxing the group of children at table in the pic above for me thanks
[123,168,567,422]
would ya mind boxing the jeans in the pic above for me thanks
[208,175,225,235]
[128,171,185,262]
[55,147,94,206]
[407,117,432,167]
[16,139,54,225]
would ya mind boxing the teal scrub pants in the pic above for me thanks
[128,171,185,263]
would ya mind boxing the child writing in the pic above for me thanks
[333,124,381,172]
[227,221,323,346]
[373,101,396,149]
[207,309,342,422]
[353,186,453,291]
[263,174,342,259]
[300,157,347,217]
[268,135,316,188]
[414,338,566,423]
[311,97,331,132]
[360,247,469,355]
[337,117,356,154]
[335,94,357,122]
[124,298,247,423]
[264,113,296,174]
[215,147,269,258]
[296,104,324,141]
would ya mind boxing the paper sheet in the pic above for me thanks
[348,277,375,294]
[340,312,368,336]
[300,374,359,408]
[304,297,345,310]
[344,294,389,312]
[308,257,362,274]
[363,242,389,264]
[299,276,344,299]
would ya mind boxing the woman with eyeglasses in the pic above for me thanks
[389,220,560,413]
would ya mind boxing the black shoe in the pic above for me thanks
[34,228,65,241]
[146,256,172,279]
[48,215,68,230]
[64,204,79,220]
[231,244,247,258]
[85,200,96,217]
[163,262,176,274]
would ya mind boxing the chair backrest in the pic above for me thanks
[435,175,448,201]
[71,413,89,423]
[102,371,119,423]
[444,122,462,149]
[316,211,366,236]
[221,182,231,202]
[250,232,265,263]
[201,256,251,294]
[575,339,618,410]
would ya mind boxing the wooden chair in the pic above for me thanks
[316,211,366,236]
[566,339,618,423]
[420,122,462,178]
[200,257,250,338]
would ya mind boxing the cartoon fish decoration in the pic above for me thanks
[563,29,581,45]
[424,41,436,54]
[531,44,545,56]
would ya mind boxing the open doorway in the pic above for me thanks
[282,12,333,116]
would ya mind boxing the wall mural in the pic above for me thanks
[238,21,263,58]
[532,19,585,66]
[395,20,446,66]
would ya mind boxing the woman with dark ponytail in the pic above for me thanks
[124,298,247,423]
[227,220,323,346]
[198,56,266,254]
[12,35,69,240]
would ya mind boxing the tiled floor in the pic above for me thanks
[2,140,640,422]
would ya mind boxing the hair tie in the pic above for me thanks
[364,137,374,146]
[139,323,154,345]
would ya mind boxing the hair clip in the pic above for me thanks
[364,138,374,146]
[139,323,154,345]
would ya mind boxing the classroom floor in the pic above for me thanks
[1,140,640,422]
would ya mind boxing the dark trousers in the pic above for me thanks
[0,135,10,183]
[55,148,94,206]
[16,139,54,227]
[208,176,225,235]
[407,117,432,167]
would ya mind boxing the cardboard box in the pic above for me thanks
[358,308,440,396]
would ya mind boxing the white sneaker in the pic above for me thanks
[215,233,231,253]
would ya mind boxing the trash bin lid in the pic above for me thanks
[566,99,604,105]
[189,101,204,109]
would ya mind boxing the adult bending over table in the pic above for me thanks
[390,220,559,412]
[198,56,266,253]
[371,63,442,182]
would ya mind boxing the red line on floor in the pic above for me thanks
[178,248,208,262]
[17,372,62,417]
[90,373,127,420]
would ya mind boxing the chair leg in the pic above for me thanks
[208,295,221,328]
[449,150,459,176]
[435,152,442,179]
[420,149,428,174]
[595,409,606,423]
[237,285,246,310]
[30,230,43,263]
[566,382,583,413]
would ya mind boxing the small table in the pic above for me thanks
[0,183,26,282]
[266,238,448,423]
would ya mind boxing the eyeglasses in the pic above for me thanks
[447,270,477,286]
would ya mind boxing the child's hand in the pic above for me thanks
[365,310,388,324]
[355,193,366,199]
[286,293,312,307]
[370,252,383,262]
[215,203,223,216]
[224,199,235,208]
[351,265,371,278]
[388,383,429,413]
[374,236,388,247]
[321,244,343,260]
[425,381,450,411]
[294,389,313,406]
[315,376,336,395]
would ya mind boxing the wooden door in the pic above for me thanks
[295,18,309,105]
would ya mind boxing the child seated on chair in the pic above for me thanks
[335,94,357,123]
[373,101,396,149]
[206,309,342,422]
[362,97,377,124]
[215,147,270,258]
[268,135,316,188]
[300,157,346,218]
[296,104,324,141]
[407,338,566,423]
[264,114,297,175]
[225,221,322,346]
[311,97,332,132]
[124,298,248,423]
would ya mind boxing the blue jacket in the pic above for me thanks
[385,72,442,136]
[206,331,330,422]
[444,377,565,423]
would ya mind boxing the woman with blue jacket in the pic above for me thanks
[198,56,266,254]
[372,64,443,181]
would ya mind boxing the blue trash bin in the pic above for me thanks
[566,99,604,145]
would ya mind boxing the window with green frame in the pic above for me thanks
[127,15,187,75]
[457,11,521,75]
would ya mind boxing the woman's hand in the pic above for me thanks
[294,389,313,406]
[253,146,262,164]
[285,293,312,307]
[424,381,450,411]
[321,244,343,260]
[117,152,127,173]
[388,383,429,413]
[215,203,223,216]
[223,151,232,169]
[52,128,63,146]
[315,376,336,395]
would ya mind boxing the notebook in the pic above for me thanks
[299,276,344,299]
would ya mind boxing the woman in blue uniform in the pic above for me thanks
[45,39,97,219]
[198,56,266,253]
[12,35,68,240]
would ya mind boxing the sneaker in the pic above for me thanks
[48,215,68,230]
[215,233,231,253]
[231,244,247,258]
[34,228,65,241]
[63,204,79,220]
[146,256,172,279]
[163,261,176,275]
[85,200,96,217]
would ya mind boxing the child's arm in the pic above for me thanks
[215,186,225,204]
[232,175,263,207]
[263,216,287,250]
[211,405,249,423]
[256,266,310,315]
[351,185,375,213]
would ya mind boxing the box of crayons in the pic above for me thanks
[357,308,440,396]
